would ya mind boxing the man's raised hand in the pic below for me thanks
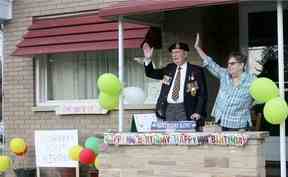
[194,33,200,49]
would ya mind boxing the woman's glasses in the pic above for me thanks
[227,61,241,66]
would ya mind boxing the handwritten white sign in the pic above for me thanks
[34,130,78,167]
[56,102,108,115]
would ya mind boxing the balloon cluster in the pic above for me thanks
[97,73,122,110]
[97,73,147,108]
[0,138,28,173]
[250,77,288,124]
[68,136,108,170]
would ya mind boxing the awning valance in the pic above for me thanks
[99,0,238,18]
[13,13,155,56]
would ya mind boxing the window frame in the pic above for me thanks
[35,55,100,106]
[34,51,160,107]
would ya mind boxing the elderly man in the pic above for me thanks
[143,42,207,125]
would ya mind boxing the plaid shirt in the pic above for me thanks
[203,57,256,128]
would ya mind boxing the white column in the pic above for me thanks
[0,24,5,152]
[277,1,286,177]
[118,16,124,132]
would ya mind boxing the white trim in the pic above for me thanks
[32,103,155,112]
[44,56,48,103]
[36,56,49,105]
[37,99,100,106]
[35,58,41,105]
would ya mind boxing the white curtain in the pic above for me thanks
[38,49,162,102]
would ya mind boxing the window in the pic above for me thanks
[35,49,162,106]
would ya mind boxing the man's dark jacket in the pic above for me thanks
[144,62,208,123]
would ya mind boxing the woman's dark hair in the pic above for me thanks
[228,52,247,64]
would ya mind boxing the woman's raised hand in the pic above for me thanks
[142,42,154,59]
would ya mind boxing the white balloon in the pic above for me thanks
[123,87,145,105]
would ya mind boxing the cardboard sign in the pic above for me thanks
[34,130,78,167]
[131,113,158,132]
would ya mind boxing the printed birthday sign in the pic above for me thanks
[104,132,248,146]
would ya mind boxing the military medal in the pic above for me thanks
[190,81,199,96]
[162,75,172,85]
[190,75,195,81]
[186,73,199,96]
[190,87,197,96]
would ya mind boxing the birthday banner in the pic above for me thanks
[104,133,248,146]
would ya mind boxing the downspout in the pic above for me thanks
[0,24,3,122]
[0,0,13,152]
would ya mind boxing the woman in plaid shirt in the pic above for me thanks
[194,33,256,131]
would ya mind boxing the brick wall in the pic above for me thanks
[3,0,135,176]
[99,132,267,177]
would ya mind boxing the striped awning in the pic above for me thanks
[13,13,152,56]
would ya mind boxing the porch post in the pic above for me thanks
[277,1,286,177]
[118,16,124,132]
[0,24,4,152]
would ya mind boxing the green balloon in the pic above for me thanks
[85,137,102,154]
[250,77,279,103]
[263,97,288,125]
[99,92,119,110]
[97,73,122,96]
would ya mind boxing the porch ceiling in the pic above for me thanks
[99,0,238,19]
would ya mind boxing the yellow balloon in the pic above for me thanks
[15,144,28,156]
[0,156,12,172]
[94,158,100,169]
[68,145,83,161]
[9,138,26,153]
